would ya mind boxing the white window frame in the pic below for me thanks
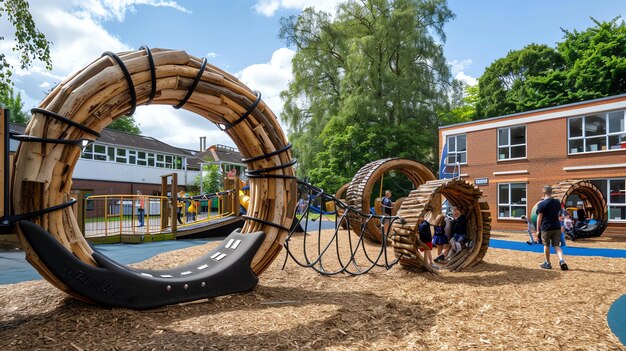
[446,134,467,165]
[497,125,526,160]
[568,110,626,155]
[608,178,626,222]
[497,182,527,219]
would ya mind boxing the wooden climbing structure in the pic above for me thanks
[391,178,491,272]
[345,158,436,242]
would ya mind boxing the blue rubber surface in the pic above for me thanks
[608,295,626,345]
[489,239,626,258]
[0,238,218,285]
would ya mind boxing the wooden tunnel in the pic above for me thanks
[345,158,437,242]
[12,48,297,302]
[551,179,608,238]
[391,178,491,272]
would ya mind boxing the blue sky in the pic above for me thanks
[2,0,624,150]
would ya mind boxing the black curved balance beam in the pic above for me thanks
[18,220,265,310]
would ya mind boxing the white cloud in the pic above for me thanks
[39,82,51,88]
[236,47,295,115]
[133,105,235,151]
[206,52,219,58]
[455,71,478,86]
[253,0,344,17]
[75,0,191,22]
[449,59,478,86]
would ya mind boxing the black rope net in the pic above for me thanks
[280,180,403,275]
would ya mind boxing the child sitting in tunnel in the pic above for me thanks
[417,217,434,266]
[432,214,449,264]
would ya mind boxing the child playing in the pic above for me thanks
[417,218,434,266]
[432,214,449,264]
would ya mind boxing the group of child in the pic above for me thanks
[416,206,471,268]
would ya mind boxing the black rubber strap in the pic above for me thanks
[241,143,292,164]
[10,132,88,146]
[102,51,137,116]
[8,199,76,223]
[174,58,207,109]
[218,91,262,131]
[246,159,297,176]
[243,215,290,232]
[30,108,100,137]
[139,46,157,105]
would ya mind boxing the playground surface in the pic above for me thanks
[1,227,624,350]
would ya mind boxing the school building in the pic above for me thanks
[439,93,626,234]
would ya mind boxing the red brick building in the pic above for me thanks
[439,94,626,234]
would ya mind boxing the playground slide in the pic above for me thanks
[239,190,250,210]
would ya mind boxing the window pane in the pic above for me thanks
[511,145,525,158]
[498,147,509,160]
[94,155,106,161]
[498,206,510,218]
[94,144,105,153]
[609,180,625,204]
[585,137,606,152]
[138,151,146,159]
[569,139,583,154]
[498,129,508,146]
[458,152,467,163]
[609,206,625,220]
[129,156,136,164]
[585,114,606,136]
[569,117,583,137]
[157,154,164,162]
[137,160,147,166]
[499,184,509,204]
[589,179,607,198]
[609,135,623,150]
[117,149,126,156]
[81,153,93,159]
[148,158,155,167]
[511,183,526,204]
[447,154,456,164]
[608,111,624,133]
[116,157,125,163]
[108,147,115,161]
[511,206,526,218]
[510,126,525,145]
[457,135,466,152]
[84,144,93,153]
[448,136,456,151]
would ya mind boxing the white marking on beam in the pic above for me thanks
[493,170,529,175]
[563,163,626,171]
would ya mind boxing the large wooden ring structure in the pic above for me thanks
[551,180,608,238]
[12,48,296,301]
[392,178,491,272]
[345,158,436,242]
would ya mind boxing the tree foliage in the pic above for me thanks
[0,88,29,123]
[280,0,455,193]
[107,115,141,134]
[0,0,52,96]
[190,163,222,195]
[476,17,626,119]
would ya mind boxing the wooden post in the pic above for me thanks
[160,175,168,230]
[234,176,240,216]
[171,173,178,238]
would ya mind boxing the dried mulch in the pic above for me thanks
[1,229,624,350]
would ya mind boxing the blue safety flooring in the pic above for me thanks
[489,239,626,258]
[608,295,626,346]
[0,238,219,285]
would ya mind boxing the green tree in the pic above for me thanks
[107,115,141,134]
[0,88,29,123]
[0,0,52,97]
[280,0,454,192]
[190,164,221,195]
[475,17,626,119]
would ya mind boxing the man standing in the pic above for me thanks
[536,186,568,270]
[381,190,393,216]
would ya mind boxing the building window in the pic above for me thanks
[590,178,626,222]
[446,134,467,165]
[128,150,136,164]
[165,155,173,169]
[498,183,527,219]
[137,151,147,166]
[568,110,626,154]
[81,144,93,159]
[115,148,127,163]
[498,125,526,160]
